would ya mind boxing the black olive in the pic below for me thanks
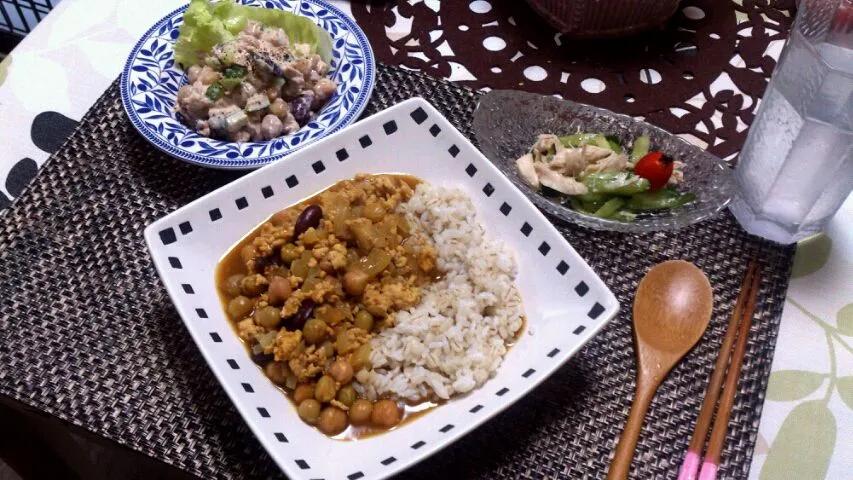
[284,299,315,331]
[293,205,323,239]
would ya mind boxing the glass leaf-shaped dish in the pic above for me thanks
[472,90,734,233]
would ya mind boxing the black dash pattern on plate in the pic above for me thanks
[159,228,176,245]
[588,302,605,319]
[410,107,427,124]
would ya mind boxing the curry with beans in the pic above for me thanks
[216,174,441,438]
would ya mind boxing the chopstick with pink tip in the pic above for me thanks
[697,264,760,480]
[676,263,759,480]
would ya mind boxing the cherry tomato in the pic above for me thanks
[633,151,673,191]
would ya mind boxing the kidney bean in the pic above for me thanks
[288,95,312,125]
[293,205,322,239]
[284,299,315,331]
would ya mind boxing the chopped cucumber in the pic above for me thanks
[605,135,623,154]
[631,135,650,162]
[220,77,242,91]
[225,109,248,130]
[626,188,696,210]
[593,197,625,218]
[582,172,651,195]
[560,133,598,148]
[245,93,270,112]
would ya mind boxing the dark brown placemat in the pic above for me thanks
[0,64,793,480]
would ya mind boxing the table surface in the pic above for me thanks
[0,0,851,478]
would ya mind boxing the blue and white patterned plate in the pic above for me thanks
[120,0,375,169]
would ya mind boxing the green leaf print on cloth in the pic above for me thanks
[765,300,853,479]
[760,401,836,480]
[766,370,827,401]
[0,55,11,87]
[791,234,832,278]
[837,377,853,411]
[838,303,853,336]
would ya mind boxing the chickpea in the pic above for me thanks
[343,269,369,296]
[371,399,402,428]
[268,276,292,305]
[328,358,354,384]
[199,66,220,84]
[298,399,321,425]
[270,209,291,226]
[227,296,253,320]
[350,343,372,372]
[224,274,245,296]
[321,340,335,358]
[293,384,315,404]
[240,274,268,297]
[314,375,337,403]
[353,310,374,332]
[261,114,284,140]
[336,385,357,407]
[240,244,255,264]
[349,399,373,425]
[265,361,289,386]
[269,98,287,118]
[302,318,328,345]
[254,306,281,329]
[317,406,348,435]
[187,64,202,83]
[265,86,280,102]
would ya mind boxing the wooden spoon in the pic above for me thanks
[607,260,713,480]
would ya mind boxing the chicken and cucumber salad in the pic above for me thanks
[515,132,694,222]
[173,0,336,142]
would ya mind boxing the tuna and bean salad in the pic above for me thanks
[176,20,336,142]
[216,174,526,438]
[172,0,338,143]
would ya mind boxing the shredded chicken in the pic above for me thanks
[534,163,588,195]
[533,134,563,155]
[584,153,629,174]
[549,148,587,176]
[581,145,613,163]
[516,153,540,188]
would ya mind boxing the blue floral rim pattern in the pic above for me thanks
[119,0,375,169]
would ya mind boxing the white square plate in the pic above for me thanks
[144,98,619,480]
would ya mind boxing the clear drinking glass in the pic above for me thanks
[729,0,853,244]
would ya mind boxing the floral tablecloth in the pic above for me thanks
[0,0,851,478]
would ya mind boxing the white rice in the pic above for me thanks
[356,183,525,401]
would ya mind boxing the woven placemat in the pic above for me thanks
[0,64,793,479]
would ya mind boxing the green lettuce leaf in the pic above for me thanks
[173,0,333,68]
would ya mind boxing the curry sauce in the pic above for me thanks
[215,174,442,438]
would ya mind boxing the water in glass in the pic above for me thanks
[730,1,853,244]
